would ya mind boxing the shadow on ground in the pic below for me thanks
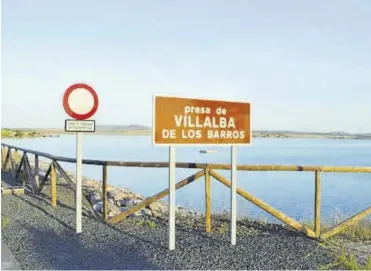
[1,170,20,187]
[20,224,160,270]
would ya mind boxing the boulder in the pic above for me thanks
[134,199,143,205]
[148,201,168,217]
[89,191,102,205]
[176,206,190,217]
[107,201,122,217]
[115,199,126,207]
[93,201,103,212]
[125,199,135,208]
[129,208,153,218]
[132,193,144,200]
[141,208,153,217]
[107,189,116,199]
[83,179,101,189]
[106,188,134,201]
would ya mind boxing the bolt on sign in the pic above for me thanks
[153,95,251,145]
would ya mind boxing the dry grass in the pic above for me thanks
[302,211,371,242]
[320,251,371,270]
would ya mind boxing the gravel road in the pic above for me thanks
[1,179,338,270]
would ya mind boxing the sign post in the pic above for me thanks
[153,95,251,249]
[169,146,176,250]
[231,145,237,245]
[63,83,99,234]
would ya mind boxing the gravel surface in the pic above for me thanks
[1,180,338,270]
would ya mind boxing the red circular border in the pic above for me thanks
[63,83,99,120]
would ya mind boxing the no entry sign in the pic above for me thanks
[62,83,99,234]
[63,83,99,120]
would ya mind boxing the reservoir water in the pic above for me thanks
[2,135,370,223]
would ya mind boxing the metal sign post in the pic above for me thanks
[76,132,83,233]
[169,145,176,250]
[63,83,99,234]
[231,145,237,245]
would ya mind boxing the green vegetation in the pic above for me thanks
[336,252,371,270]
[301,216,371,242]
[302,216,371,270]
[1,128,42,138]
[336,220,371,242]
[218,223,228,234]
[147,220,157,228]
[1,216,11,229]
[320,251,371,270]
[134,218,157,228]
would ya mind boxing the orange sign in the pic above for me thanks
[153,95,251,145]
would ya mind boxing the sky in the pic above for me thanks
[1,0,370,133]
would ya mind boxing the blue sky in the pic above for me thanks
[2,0,370,133]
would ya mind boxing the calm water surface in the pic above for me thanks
[2,135,370,223]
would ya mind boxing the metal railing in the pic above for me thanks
[1,143,370,240]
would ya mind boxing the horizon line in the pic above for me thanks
[2,126,370,135]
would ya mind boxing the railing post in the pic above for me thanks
[1,146,5,169]
[205,166,211,233]
[14,149,19,163]
[314,170,321,237]
[51,162,57,207]
[35,154,39,188]
[3,147,10,170]
[103,164,108,221]
[22,152,27,187]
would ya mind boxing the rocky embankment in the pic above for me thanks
[83,179,195,219]
[31,158,197,220]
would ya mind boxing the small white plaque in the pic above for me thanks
[65,119,95,132]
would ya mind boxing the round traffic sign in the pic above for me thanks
[63,83,99,120]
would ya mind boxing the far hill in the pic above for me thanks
[2,126,370,140]
[96,125,150,131]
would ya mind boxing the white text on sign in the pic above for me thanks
[153,96,251,145]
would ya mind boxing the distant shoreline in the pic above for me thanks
[2,128,371,140]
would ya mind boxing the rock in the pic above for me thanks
[106,188,133,201]
[116,200,126,207]
[122,198,144,208]
[107,201,121,216]
[141,208,152,216]
[125,199,135,208]
[83,179,101,189]
[129,208,152,218]
[134,199,143,205]
[120,188,131,193]
[82,206,95,218]
[89,192,102,205]
[93,202,103,212]
[176,206,191,217]
[148,201,168,217]
[132,193,144,200]
[107,211,117,218]
[107,190,116,199]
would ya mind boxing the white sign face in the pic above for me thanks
[68,88,95,115]
[65,120,95,132]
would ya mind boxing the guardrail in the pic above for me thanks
[1,142,370,240]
